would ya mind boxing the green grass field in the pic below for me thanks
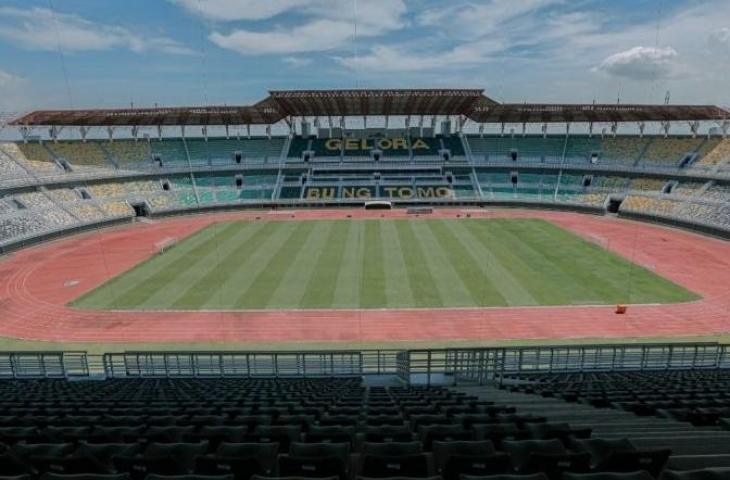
[71,218,698,310]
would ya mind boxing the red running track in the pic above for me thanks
[0,208,728,344]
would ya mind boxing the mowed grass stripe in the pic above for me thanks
[331,220,364,308]
[139,221,266,309]
[71,225,221,308]
[394,221,443,308]
[424,220,505,306]
[496,219,612,304]
[410,221,477,307]
[522,220,696,303]
[432,220,529,306]
[83,222,241,309]
[360,220,387,308]
[523,221,633,303]
[171,221,281,309]
[300,220,351,308]
[461,219,575,305]
[209,222,299,308]
[266,220,334,308]
[379,220,415,308]
[234,221,316,308]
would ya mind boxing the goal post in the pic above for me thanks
[154,237,178,255]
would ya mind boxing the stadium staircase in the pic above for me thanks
[478,383,730,471]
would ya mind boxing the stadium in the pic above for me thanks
[1,1,730,479]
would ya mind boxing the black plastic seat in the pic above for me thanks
[318,415,359,427]
[564,473,654,480]
[0,452,33,477]
[88,426,145,444]
[12,444,76,463]
[74,443,143,472]
[571,438,670,478]
[419,425,471,450]
[99,416,146,427]
[432,440,496,474]
[361,442,423,456]
[184,426,247,447]
[144,442,210,473]
[503,438,590,479]
[144,427,196,444]
[41,474,131,480]
[524,423,591,442]
[304,426,355,446]
[146,476,234,480]
[289,443,350,468]
[471,424,524,447]
[251,476,337,480]
[226,416,271,428]
[360,454,429,478]
[660,469,730,480]
[112,455,185,480]
[248,425,301,451]
[44,427,93,443]
[461,474,548,480]
[278,455,346,480]
[187,416,227,428]
[363,426,413,443]
[205,442,280,476]
[442,453,513,480]
[0,427,45,445]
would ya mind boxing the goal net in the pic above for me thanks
[154,237,178,255]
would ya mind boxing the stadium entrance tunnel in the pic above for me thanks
[608,198,623,214]
[132,203,150,217]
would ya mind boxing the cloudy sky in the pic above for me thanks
[0,0,728,112]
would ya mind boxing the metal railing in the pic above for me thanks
[0,352,90,378]
[102,350,400,378]
[0,343,728,381]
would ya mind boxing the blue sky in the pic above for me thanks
[0,0,728,111]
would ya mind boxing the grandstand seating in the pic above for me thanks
[1,132,729,247]
[0,145,33,184]
[598,137,649,166]
[640,137,702,167]
[150,140,191,167]
[47,141,112,167]
[620,195,730,229]
[702,184,730,202]
[695,138,730,167]
[6,143,61,177]
[671,182,706,197]
[0,374,726,478]
[628,178,667,192]
[105,141,150,167]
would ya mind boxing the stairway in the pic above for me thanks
[457,384,730,470]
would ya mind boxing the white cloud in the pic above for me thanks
[282,56,313,67]
[172,0,308,21]
[337,40,505,73]
[418,0,564,39]
[0,70,23,89]
[593,46,679,81]
[708,27,730,54]
[210,19,355,55]
[174,0,405,31]
[190,0,405,56]
[0,7,194,55]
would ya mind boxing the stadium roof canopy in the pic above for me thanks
[10,88,729,126]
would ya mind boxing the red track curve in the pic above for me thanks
[0,209,728,344]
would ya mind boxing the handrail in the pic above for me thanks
[1,343,728,381]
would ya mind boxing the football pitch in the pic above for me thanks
[72,218,698,310]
